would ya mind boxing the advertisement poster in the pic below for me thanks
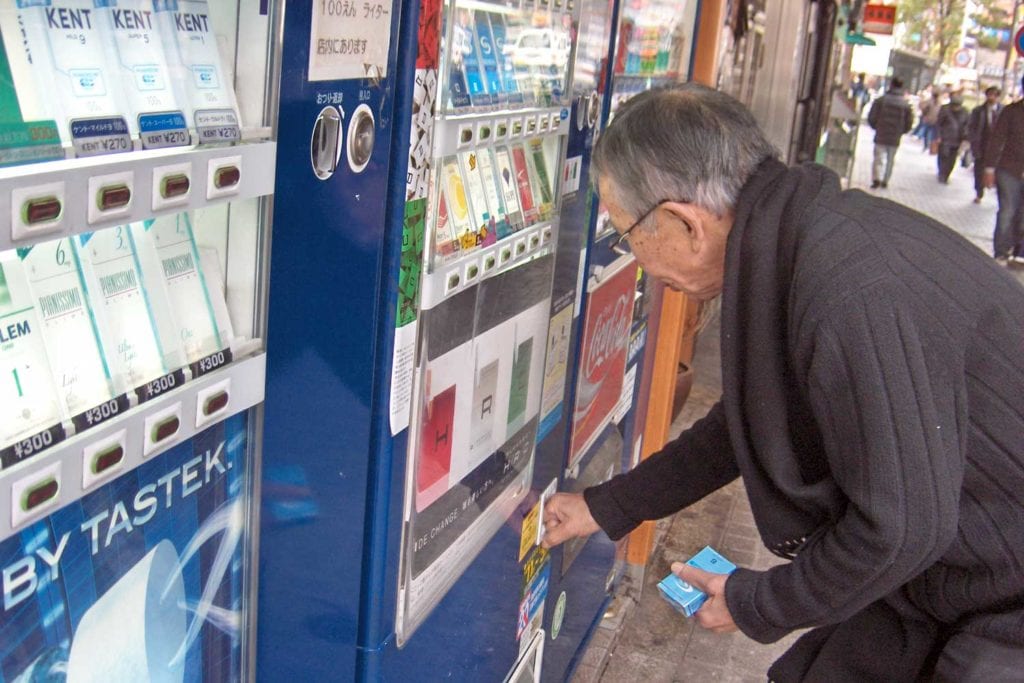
[400,256,554,640]
[0,415,251,683]
[537,299,573,442]
[569,257,638,466]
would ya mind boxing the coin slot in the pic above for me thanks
[22,196,62,225]
[22,478,59,512]
[348,104,376,173]
[92,444,125,474]
[588,92,601,128]
[160,173,191,198]
[310,106,342,180]
[214,165,241,189]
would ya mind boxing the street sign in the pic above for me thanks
[863,4,896,35]
[1016,26,1024,58]
[954,48,973,68]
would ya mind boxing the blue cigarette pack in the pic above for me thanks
[657,546,737,617]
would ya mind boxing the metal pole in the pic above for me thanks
[1002,0,1022,94]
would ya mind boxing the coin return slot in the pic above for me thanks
[98,184,131,211]
[22,196,62,225]
[214,165,241,189]
[22,478,58,512]
[92,444,125,474]
[151,415,180,444]
[202,390,230,417]
[483,254,496,271]
[160,173,191,198]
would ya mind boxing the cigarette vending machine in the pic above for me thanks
[533,0,701,679]
[0,2,279,681]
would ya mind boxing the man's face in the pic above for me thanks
[598,177,728,301]
[987,91,1000,105]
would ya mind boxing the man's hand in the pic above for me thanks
[541,493,600,548]
[671,562,737,634]
[984,168,996,189]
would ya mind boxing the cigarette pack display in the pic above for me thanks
[0,16,62,166]
[657,546,737,617]
[153,0,241,142]
[473,10,503,103]
[510,144,540,226]
[98,0,190,149]
[493,147,525,232]
[474,148,513,239]
[74,228,185,391]
[440,156,478,256]
[527,139,555,221]
[417,384,457,511]
[0,257,65,450]
[18,239,120,417]
[433,194,460,261]
[486,13,524,105]
[506,337,533,433]
[130,215,228,364]
[454,8,491,107]
[3,0,129,146]
[459,151,497,248]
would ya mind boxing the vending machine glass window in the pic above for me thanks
[397,0,574,644]
[0,3,280,681]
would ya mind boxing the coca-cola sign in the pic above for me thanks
[569,259,638,466]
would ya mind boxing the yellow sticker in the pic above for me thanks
[519,500,541,561]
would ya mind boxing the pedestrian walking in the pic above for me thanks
[542,82,1024,682]
[967,87,1002,203]
[866,76,913,189]
[983,76,1024,264]
[936,92,968,184]
[919,88,940,151]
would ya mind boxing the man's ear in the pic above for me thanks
[662,201,703,252]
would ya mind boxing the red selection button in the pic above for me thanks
[202,390,229,416]
[22,478,59,512]
[214,165,240,189]
[161,173,190,198]
[22,196,62,224]
[92,445,124,474]
[151,416,180,443]
[98,184,131,211]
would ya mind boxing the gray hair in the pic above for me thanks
[592,83,778,220]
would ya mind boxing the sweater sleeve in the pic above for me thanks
[725,292,963,643]
[584,401,739,540]
[982,105,1009,169]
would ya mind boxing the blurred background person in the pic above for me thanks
[936,91,968,185]
[867,76,913,189]
[967,86,1002,204]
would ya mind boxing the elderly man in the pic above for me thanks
[542,83,1024,681]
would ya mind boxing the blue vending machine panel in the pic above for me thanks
[353,0,582,679]
[256,1,407,681]
[0,3,281,682]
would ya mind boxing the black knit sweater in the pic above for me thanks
[584,158,1024,646]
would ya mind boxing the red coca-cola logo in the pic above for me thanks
[583,294,631,380]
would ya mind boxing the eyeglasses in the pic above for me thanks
[609,199,679,256]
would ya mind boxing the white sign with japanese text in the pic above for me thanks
[308,0,393,81]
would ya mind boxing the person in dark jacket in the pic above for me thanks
[983,76,1024,263]
[542,83,1024,682]
[966,86,1002,203]
[866,76,913,188]
[936,91,969,184]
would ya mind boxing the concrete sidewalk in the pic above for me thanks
[570,124,1020,683]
